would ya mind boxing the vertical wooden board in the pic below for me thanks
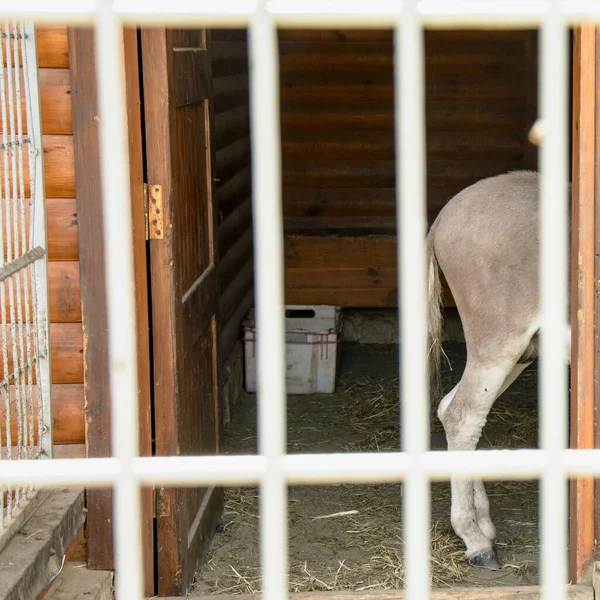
[594,28,600,567]
[142,27,223,595]
[67,26,112,571]
[570,25,596,583]
[123,26,155,596]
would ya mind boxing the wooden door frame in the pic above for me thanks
[68,26,155,595]
[570,24,598,584]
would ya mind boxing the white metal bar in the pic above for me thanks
[6,449,600,488]
[539,3,570,599]
[248,1,288,599]
[93,2,142,598]
[396,1,430,597]
[6,0,600,28]
[22,20,52,459]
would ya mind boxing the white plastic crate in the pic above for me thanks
[243,305,342,394]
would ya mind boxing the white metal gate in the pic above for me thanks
[0,1,596,600]
[0,19,52,550]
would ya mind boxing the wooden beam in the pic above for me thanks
[570,25,597,583]
[122,26,156,597]
[68,26,113,573]
[595,28,600,568]
[165,586,594,600]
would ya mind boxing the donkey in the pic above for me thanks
[426,170,572,570]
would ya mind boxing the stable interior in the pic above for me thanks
[163,26,574,593]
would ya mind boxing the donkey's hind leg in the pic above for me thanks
[472,361,533,544]
[438,356,530,569]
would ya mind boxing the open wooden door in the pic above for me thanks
[141,28,223,595]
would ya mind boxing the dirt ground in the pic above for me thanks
[191,342,543,594]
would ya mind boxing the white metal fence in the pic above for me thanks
[0,1,596,599]
[0,19,51,550]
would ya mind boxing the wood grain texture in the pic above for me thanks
[68,26,112,572]
[284,235,454,308]
[123,26,155,595]
[0,68,71,135]
[0,261,81,323]
[37,27,69,69]
[1,135,76,198]
[570,25,596,583]
[0,322,82,383]
[47,198,79,260]
[0,383,84,445]
[1,198,79,261]
[212,30,254,367]
[143,27,223,595]
[278,29,538,308]
[595,26,600,570]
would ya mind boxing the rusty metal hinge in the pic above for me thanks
[145,183,164,240]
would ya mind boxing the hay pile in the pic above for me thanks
[192,345,540,595]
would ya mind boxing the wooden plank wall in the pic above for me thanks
[281,29,539,307]
[0,27,84,450]
[211,30,254,366]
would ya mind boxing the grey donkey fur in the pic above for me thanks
[426,170,572,570]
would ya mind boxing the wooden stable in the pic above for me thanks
[9,21,600,599]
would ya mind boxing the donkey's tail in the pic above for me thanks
[426,229,444,403]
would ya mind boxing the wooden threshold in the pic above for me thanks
[157,585,594,600]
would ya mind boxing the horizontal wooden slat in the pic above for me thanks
[0,383,84,445]
[286,285,455,308]
[286,266,397,289]
[216,136,252,185]
[284,235,455,308]
[0,322,82,384]
[0,68,71,136]
[281,130,524,161]
[281,101,526,132]
[286,234,396,268]
[47,198,78,260]
[50,322,83,384]
[218,229,253,293]
[283,158,525,189]
[283,188,396,218]
[49,261,81,322]
[219,258,253,329]
[219,286,253,364]
[37,27,69,69]
[40,69,72,135]
[216,166,251,215]
[286,286,397,307]
[0,260,80,323]
[0,134,75,198]
[277,29,533,44]
[218,194,252,250]
[280,72,526,104]
[0,198,78,261]
[214,105,250,149]
[282,187,464,223]
[279,43,526,75]
[1,27,68,69]
[213,74,250,114]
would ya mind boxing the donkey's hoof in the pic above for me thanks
[467,548,501,570]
